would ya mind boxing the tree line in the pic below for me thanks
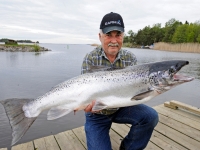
[123,18,200,46]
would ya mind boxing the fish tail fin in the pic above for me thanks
[0,98,37,146]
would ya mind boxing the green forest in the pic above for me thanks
[123,18,200,46]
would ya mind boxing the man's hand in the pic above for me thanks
[84,100,99,113]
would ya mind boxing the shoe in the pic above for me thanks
[119,139,125,150]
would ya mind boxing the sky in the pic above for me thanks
[0,0,200,44]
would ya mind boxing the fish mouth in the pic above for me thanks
[170,61,194,82]
[155,73,194,94]
[173,74,194,82]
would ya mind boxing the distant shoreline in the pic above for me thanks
[91,43,99,46]
[123,42,200,53]
[153,42,200,53]
[0,44,51,52]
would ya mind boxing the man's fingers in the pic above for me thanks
[91,100,96,106]
[84,103,93,112]
[84,100,96,112]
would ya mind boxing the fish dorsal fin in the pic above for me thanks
[85,65,125,73]
[47,106,72,120]
[131,90,154,101]
[92,101,107,111]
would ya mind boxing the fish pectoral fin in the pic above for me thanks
[47,106,72,120]
[92,101,107,111]
[131,90,154,101]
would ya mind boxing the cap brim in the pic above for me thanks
[102,26,124,34]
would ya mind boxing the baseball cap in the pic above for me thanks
[100,12,124,34]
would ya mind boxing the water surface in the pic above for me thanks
[0,44,200,148]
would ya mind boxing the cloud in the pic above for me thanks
[0,0,199,43]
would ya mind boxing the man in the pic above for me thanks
[81,12,158,150]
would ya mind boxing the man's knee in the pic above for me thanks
[145,106,159,127]
[132,104,159,127]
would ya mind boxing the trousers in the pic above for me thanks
[85,104,158,150]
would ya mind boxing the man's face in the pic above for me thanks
[99,30,124,57]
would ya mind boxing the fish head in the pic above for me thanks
[148,60,194,94]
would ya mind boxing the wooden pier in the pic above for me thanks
[1,100,200,150]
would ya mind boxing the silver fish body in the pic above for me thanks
[0,60,194,145]
[23,65,152,118]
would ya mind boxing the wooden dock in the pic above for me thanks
[1,100,200,150]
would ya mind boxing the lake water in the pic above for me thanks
[0,44,200,148]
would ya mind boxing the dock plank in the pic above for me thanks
[150,133,180,150]
[158,113,200,142]
[111,123,130,137]
[155,105,200,131]
[43,135,60,150]
[3,101,199,150]
[145,141,161,150]
[72,126,87,148]
[152,130,188,150]
[34,138,46,150]
[11,142,34,150]
[110,128,122,146]
[63,130,85,150]
[155,122,200,150]
[159,104,200,123]
[109,128,123,150]
[110,137,120,150]
[54,131,74,150]
[170,100,200,116]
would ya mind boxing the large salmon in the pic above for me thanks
[0,60,194,145]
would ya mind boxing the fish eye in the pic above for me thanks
[169,66,176,74]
